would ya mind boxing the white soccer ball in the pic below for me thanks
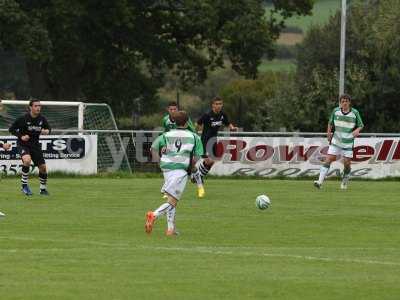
[255,195,271,210]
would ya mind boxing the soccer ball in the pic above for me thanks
[255,195,271,210]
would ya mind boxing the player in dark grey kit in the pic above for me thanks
[9,99,51,196]
[192,96,237,197]
[198,97,237,155]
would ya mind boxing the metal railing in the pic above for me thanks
[1,129,399,137]
[1,129,399,173]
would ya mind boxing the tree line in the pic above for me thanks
[0,0,312,115]
[1,0,399,133]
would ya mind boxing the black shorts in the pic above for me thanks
[18,145,45,166]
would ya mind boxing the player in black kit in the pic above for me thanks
[192,96,237,197]
[9,99,51,196]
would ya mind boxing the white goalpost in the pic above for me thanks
[0,100,132,172]
[1,100,88,133]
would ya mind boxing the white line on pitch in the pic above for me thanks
[1,236,398,252]
[1,237,400,267]
[139,246,400,267]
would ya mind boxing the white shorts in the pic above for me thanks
[161,169,188,200]
[327,144,353,158]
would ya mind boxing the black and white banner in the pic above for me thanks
[0,135,97,174]
[210,137,400,178]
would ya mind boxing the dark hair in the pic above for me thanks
[167,101,178,107]
[172,111,188,126]
[29,99,40,106]
[211,96,223,104]
[339,94,351,102]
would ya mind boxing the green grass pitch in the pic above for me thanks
[1,177,400,299]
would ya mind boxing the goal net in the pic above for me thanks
[0,100,132,172]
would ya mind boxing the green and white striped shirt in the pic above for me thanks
[151,128,204,171]
[329,107,364,150]
[162,114,196,132]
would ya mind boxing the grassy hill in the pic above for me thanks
[261,0,341,72]
[265,0,340,33]
[258,59,296,73]
[284,0,341,32]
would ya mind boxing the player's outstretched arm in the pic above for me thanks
[228,123,238,131]
[1,143,11,151]
[189,157,200,173]
[150,148,161,162]
[327,124,333,143]
[9,117,29,141]
[150,134,166,162]
[41,117,51,135]
[221,112,237,131]
[9,117,23,137]
[196,123,203,134]
[352,110,364,138]
[352,127,363,138]
[196,114,205,134]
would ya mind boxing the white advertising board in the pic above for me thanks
[209,137,400,178]
[0,135,97,174]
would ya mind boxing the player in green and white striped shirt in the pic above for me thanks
[314,94,364,189]
[146,111,204,236]
[162,101,202,199]
[162,101,196,132]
